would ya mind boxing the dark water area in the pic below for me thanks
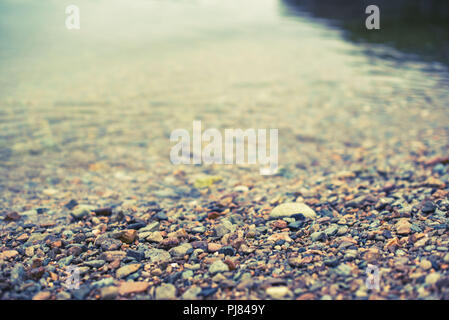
[280,0,449,72]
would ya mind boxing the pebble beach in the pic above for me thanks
[1,0,449,300]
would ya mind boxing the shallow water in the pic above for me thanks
[0,0,448,189]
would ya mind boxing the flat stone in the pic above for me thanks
[209,260,230,274]
[267,232,293,243]
[444,253,449,263]
[32,291,51,300]
[310,231,325,242]
[395,219,412,235]
[92,278,115,289]
[218,246,236,256]
[266,286,292,299]
[324,225,338,236]
[139,221,160,233]
[364,248,380,263]
[181,286,202,300]
[145,248,171,264]
[182,270,194,279]
[4,211,21,221]
[95,235,122,251]
[71,205,95,220]
[425,272,441,285]
[269,203,316,220]
[84,260,106,268]
[0,250,19,260]
[214,220,236,237]
[118,281,150,295]
[100,286,118,300]
[420,259,432,270]
[169,243,193,258]
[193,175,222,188]
[43,188,58,196]
[100,251,127,262]
[116,263,141,278]
[335,263,352,277]
[146,231,163,243]
[208,243,222,252]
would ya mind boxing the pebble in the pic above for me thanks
[234,185,249,192]
[155,283,176,300]
[144,250,170,265]
[181,286,202,300]
[191,226,206,233]
[266,286,292,299]
[56,292,71,300]
[95,236,122,251]
[344,250,357,260]
[422,201,436,214]
[214,220,236,237]
[100,286,119,300]
[208,243,222,252]
[218,246,236,256]
[118,281,150,295]
[4,211,21,221]
[32,291,51,300]
[100,251,126,262]
[269,203,316,219]
[209,260,230,274]
[71,205,95,220]
[267,232,292,243]
[119,230,138,244]
[146,231,163,243]
[92,278,115,289]
[84,260,106,268]
[420,259,432,270]
[425,272,441,285]
[324,225,338,236]
[169,243,193,258]
[127,249,145,261]
[10,264,25,284]
[335,264,352,277]
[194,175,222,188]
[310,231,325,242]
[395,219,412,235]
[337,226,349,235]
[140,221,160,233]
[182,270,194,279]
[364,248,380,262]
[0,250,19,260]
[444,253,449,263]
[116,263,141,278]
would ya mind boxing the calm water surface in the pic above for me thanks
[0,0,448,166]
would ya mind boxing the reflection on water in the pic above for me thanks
[280,0,449,69]
[0,0,448,98]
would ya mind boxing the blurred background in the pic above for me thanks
[0,0,448,206]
